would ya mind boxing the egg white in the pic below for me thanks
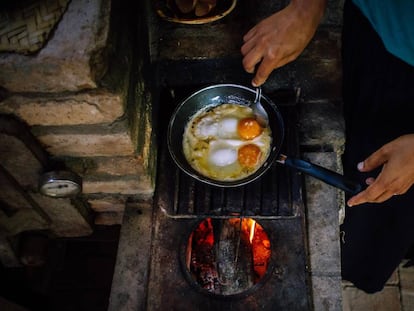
[183,103,272,181]
[208,140,240,167]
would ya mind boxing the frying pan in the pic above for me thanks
[167,84,362,195]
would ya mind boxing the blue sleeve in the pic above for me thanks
[352,0,414,66]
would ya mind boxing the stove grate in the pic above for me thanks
[156,91,304,219]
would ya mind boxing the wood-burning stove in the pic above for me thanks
[145,88,311,310]
[108,1,345,309]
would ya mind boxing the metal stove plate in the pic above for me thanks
[156,103,304,219]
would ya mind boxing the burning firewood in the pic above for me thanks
[216,218,254,294]
[189,218,220,292]
[188,218,270,294]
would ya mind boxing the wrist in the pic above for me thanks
[290,0,327,26]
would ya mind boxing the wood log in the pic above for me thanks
[215,219,254,294]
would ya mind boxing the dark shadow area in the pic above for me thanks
[0,225,120,311]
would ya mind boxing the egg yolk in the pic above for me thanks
[238,144,261,168]
[237,118,263,140]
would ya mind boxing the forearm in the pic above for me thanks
[290,0,327,18]
[289,0,327,32]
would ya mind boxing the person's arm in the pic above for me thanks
[347,134,414,206]
[241,0,327,87]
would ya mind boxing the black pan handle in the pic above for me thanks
[277,154,363,195]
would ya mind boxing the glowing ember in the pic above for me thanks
[187,218,271,295]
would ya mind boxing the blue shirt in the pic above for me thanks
[352,0,414,66]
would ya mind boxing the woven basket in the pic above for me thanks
[0,0,70,54]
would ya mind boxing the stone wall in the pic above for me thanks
[0,0,156,242]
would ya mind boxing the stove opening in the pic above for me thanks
[185,217,271,296]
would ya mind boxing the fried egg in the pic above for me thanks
[208,140,240,167]
[195,116,240,139]
[183,103,272,181]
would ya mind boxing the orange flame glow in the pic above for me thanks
[249,220,256,243]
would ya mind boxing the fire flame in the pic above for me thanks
[249,219,256,243]
[188,217,271,291]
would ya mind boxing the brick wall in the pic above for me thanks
[0,0,156,238]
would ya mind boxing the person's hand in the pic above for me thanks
[347,134,414,206]
[241,0,326,87]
